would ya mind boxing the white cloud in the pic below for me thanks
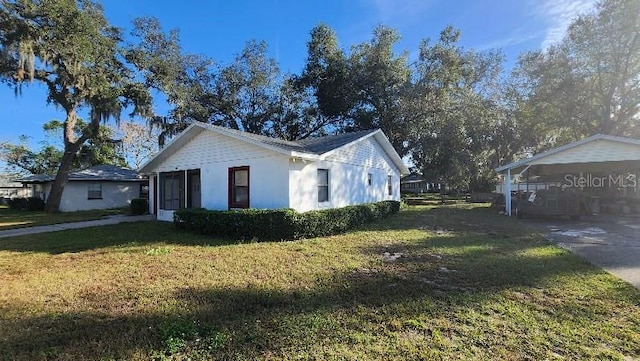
[535,0,597,49]
[476,29,539,51]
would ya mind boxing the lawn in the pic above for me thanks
[0,204,638,360]
[0,206,124,230]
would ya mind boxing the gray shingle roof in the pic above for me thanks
[15,165,143,183]
[69,165,142,181]
[202,124,378,155]
[297,129,379,154]
[13,174,53,183]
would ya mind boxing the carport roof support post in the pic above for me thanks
[505,168,512,216]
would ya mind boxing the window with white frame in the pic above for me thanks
[367,173,372,186]
[87,183,102,199]
[387,175,393,195]
[318,169,329,202]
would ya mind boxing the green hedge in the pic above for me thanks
[7,197,44,211]
[174,200,400,241]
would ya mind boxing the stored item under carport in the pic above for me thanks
[512,188,587,220]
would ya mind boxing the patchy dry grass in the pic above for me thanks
[0,204,638,360]
[0,207,123,230]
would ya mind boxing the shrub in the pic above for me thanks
[174,200,400,241]
[26,197,45,211]
[130,198,148,215]
[8,197,27,210]
[7,197,45,211]
[175,208,297,240]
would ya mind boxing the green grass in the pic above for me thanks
[0,204,638,360]
[0,206,124,230]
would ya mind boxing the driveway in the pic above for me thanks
[525,215,640,289]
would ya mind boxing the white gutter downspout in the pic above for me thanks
[505,168,512,216]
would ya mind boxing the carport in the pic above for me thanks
[496,134,640,217]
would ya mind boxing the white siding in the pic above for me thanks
[533,139,640,165]
[151,130,291,221]
[155,130,286,171]
[55,181,141,212]
[324,136,398,170]
[289,136,402,212]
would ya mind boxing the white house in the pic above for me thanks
[16,165,148,212]
[138,123,409,221]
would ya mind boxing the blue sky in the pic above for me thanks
[1,0,596,155]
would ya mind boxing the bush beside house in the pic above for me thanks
[130,198,148,215]
[7,197,45,211]
[174,200,400,241]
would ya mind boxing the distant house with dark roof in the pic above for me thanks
[138,123,409,221]
[15,165,148,212]
[0,174,28,201]
[400,172,435,194]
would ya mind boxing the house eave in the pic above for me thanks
[496,134,640,174]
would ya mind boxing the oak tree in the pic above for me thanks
[0,0,151,211]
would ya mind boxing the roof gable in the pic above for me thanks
[496,134,640,173]
[139,123,409,174]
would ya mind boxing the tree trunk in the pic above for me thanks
[43,145,80,212]
[44,108,84,213]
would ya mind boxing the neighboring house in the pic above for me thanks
[15,165,148,212]
[400,172,434,194]
[138,123,409,221]
[0,174,29,203]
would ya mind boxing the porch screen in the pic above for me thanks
[160,171,184,210]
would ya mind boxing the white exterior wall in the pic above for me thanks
[289,136,401,212]
[54,181,141,212]
[152,131,291,221]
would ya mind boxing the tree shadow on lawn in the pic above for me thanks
[3,230,638,360]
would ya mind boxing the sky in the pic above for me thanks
[0,0,597,156]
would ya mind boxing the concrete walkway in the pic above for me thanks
[0,214,155,239]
